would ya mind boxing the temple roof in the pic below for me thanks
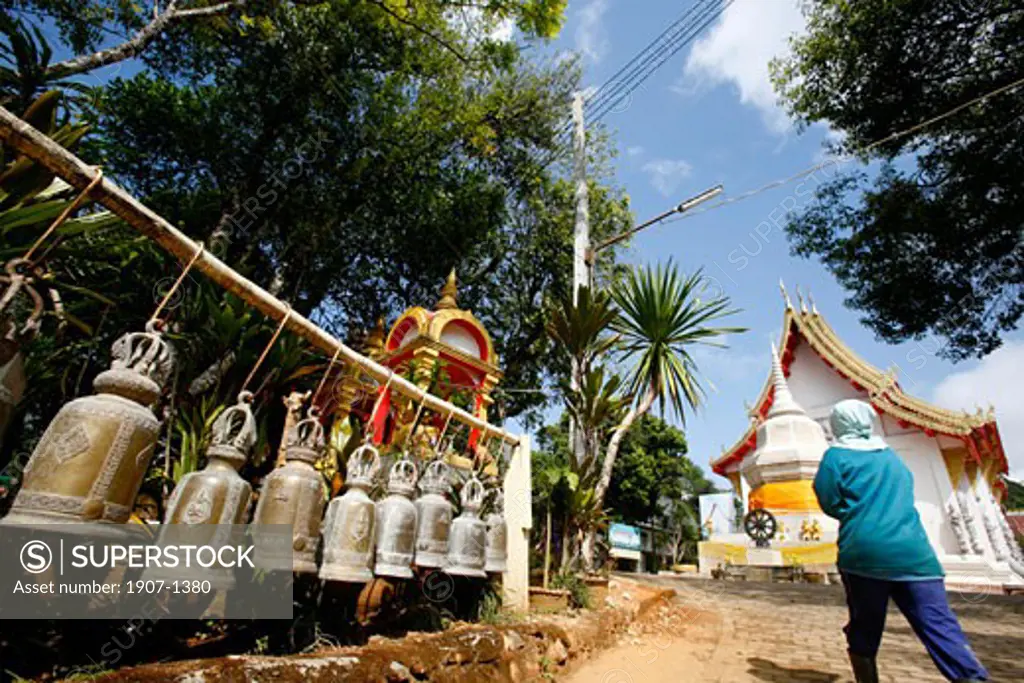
[711,284,1006,477]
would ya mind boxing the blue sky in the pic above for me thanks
[519,0,1024,482]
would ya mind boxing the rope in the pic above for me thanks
[148,242,204,326]
[241,306,291,393]
[310,346,343,407]
[23,169,103,262]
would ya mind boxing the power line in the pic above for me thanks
[580,0,718,122]
[553,0,729,143]
[656,74,1024,228]
[586,0,732,127]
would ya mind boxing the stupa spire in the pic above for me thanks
[435,269,458,311]
[768,341,805,418]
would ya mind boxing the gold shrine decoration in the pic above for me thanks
[0,107,518,446]
[748,480,821,512]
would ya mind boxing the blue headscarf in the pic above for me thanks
[829,399,888,451]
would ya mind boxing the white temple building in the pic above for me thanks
[701,286,1024,591]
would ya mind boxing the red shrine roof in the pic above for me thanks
[711,292,1007,480]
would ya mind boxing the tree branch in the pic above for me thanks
[44,0,248,80]
[594,384,657,503]
[366,0,469,64]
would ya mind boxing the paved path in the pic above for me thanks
[566,575,1024,683]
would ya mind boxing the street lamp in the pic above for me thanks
[587,184,724,262]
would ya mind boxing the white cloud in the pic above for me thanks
[681,0,806,135]
[642,158,693,197]
[932,341,1024,479]
[446,7,515,43]
[576,0,610,64]
[626,145,645,157]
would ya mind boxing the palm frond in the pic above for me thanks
[610,262,746,422]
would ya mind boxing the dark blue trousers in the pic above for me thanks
[841,572,988,681]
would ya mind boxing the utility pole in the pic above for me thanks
[572,91,590,303]
[569,91,588,475]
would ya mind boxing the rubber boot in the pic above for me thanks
[848,651,879,683]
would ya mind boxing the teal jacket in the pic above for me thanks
[813,445,943,580]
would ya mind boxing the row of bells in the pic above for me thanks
[0,323,508,583]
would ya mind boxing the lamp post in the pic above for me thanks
[586,184,724,279]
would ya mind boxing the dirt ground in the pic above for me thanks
[566,574,1024,683]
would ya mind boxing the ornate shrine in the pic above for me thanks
[337,270,503,461]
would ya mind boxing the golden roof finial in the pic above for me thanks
[795,285,808,314]
[779,279,793,309]
[807,290,819,315]
[435,268,458,311]
[364,316,386,358]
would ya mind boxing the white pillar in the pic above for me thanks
[502,435,532,611]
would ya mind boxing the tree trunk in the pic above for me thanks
[560,515,571,570]
[543,506,552,589]
[594,385,657,504]
[580,530,595,574]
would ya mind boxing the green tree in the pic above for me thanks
[5,1,567,86]
[2,1,631,431]
[606,414,709,526]
[1007,478,1024,511]
[771,0,1024,361]
[596,263,743,504]
[546,263,744,569]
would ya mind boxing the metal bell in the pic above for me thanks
[319,443,380,583]
[252,409,328,574]
[373,458,418,578]
[163,391,256,526]
[484,488,507,574]
[413,459,453,569]
[149,392,256,591]
[3,321,173,529]
[0,258,43,452]
[446,475,486,577]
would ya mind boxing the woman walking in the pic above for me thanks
[813,399,988,683]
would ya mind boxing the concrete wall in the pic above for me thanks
[502,435,531,612]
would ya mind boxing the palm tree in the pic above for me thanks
[591,262,744,535]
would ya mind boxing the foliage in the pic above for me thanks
[550,571,591,609]
[1006,478,1024,511]
[25,0,629,423]
[541,262,743,569]
[771,0,1024,361]
[610,263,745,423]
[606,414,711,526]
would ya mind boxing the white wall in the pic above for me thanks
[787,344,864,420]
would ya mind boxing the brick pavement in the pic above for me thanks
[567,575,1024,683]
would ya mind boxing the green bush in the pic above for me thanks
[551,572,591,610]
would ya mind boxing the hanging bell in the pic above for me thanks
[252,408,328,574]
[163,391,256,526]
[446,475,487,577]
[484,488,508,574]
[2,320,173,529]
[319,443,380,583]
[373,458,418,578]
[413,459,453,569]
[150,391,256,591]
[0,259,43,452]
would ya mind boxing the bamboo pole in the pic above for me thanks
[0,106,520,445]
